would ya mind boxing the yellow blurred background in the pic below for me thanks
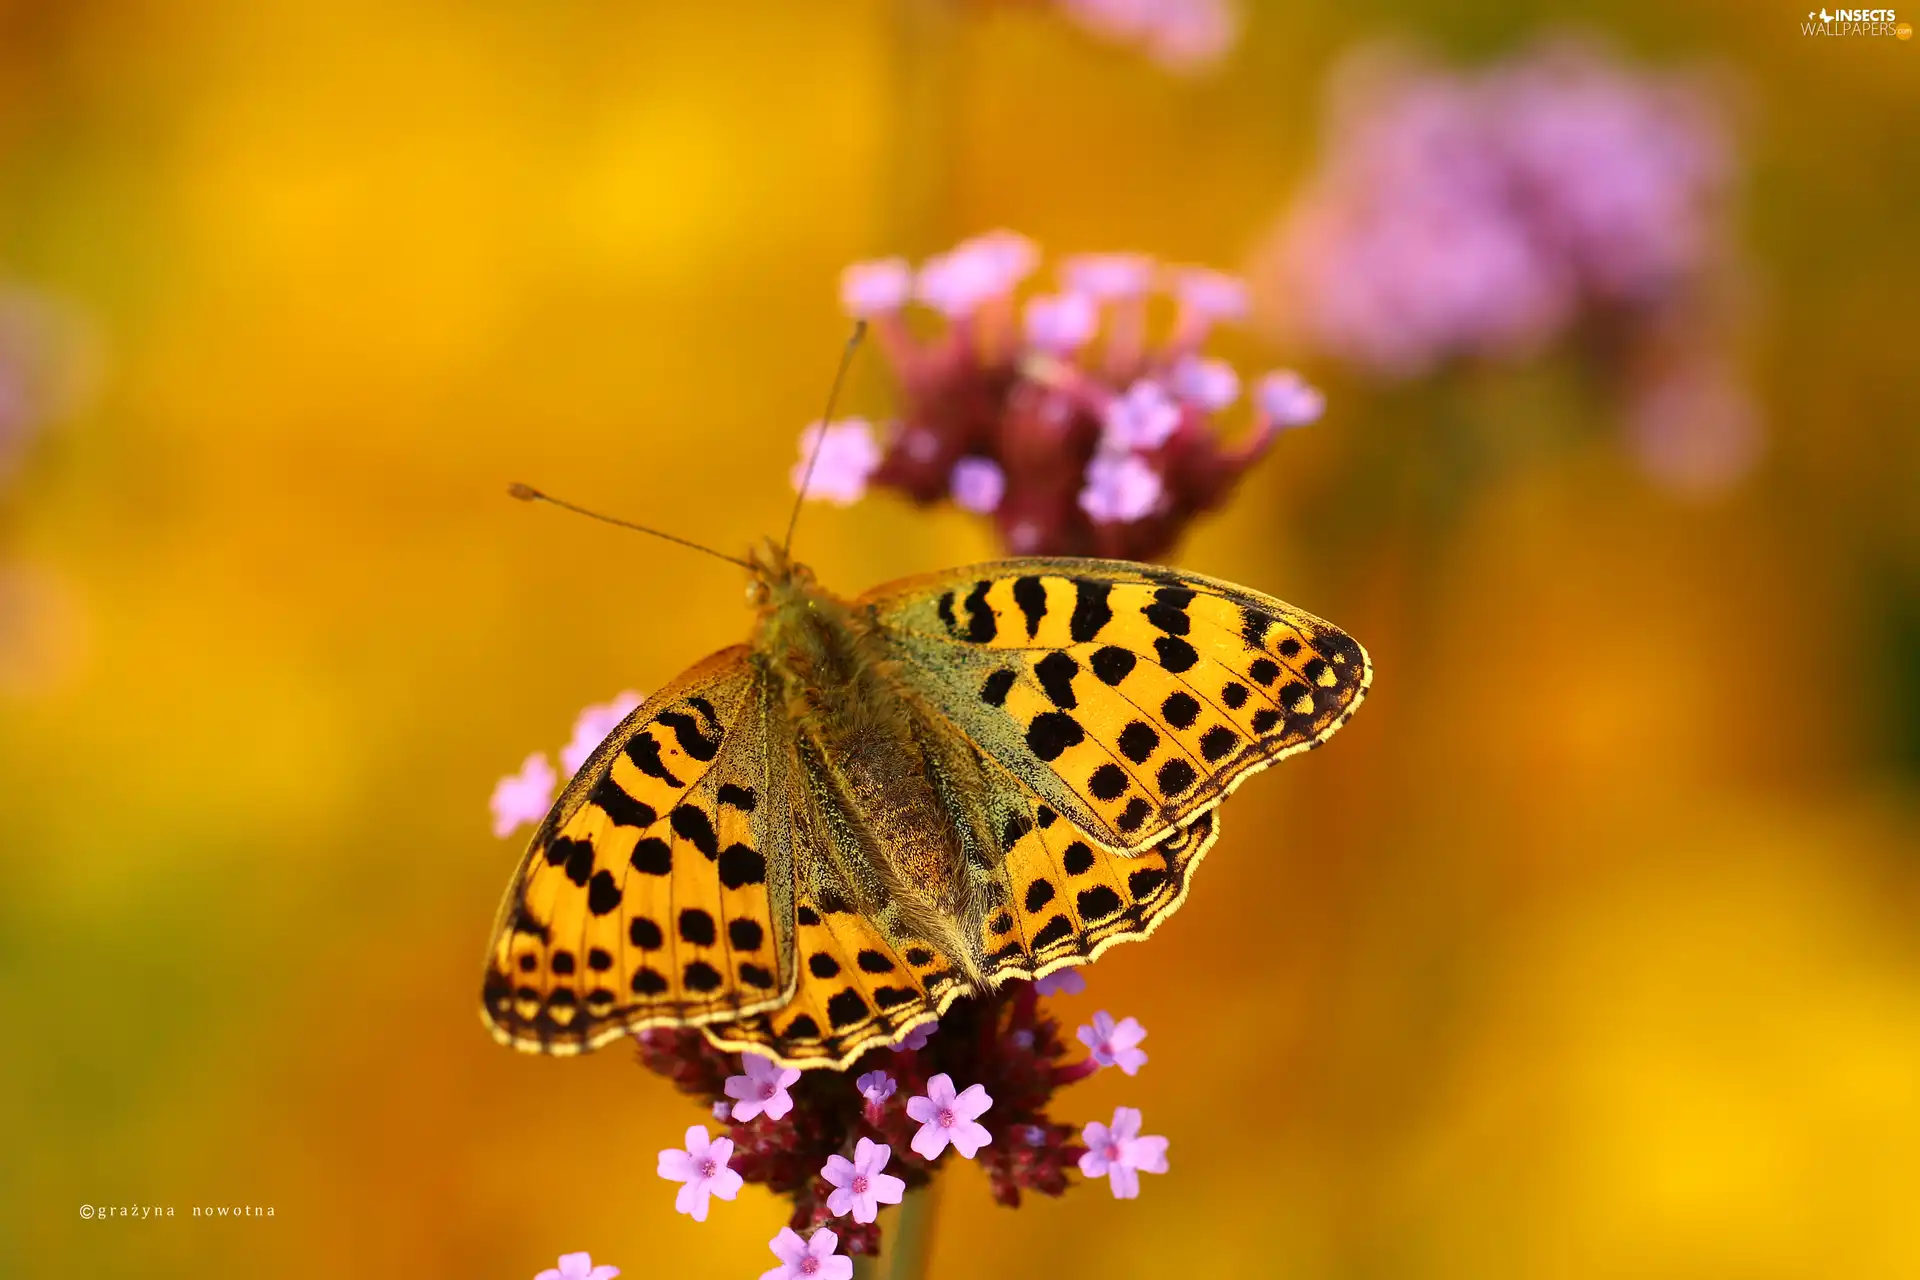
[4,1,1917,1276]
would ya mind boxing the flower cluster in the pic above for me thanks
[1047,0,1240,74]
[1251,38,1758,493]
[804,231,1324,562]
[636,976,1168,1262]
[491,691,643,838]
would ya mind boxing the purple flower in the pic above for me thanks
[916,231,1036,318]
[1059,252,1156,301]
[762,1228,853,1280]
[840,258,913,317]
[1034,968,1087,997]
[1078,453,1163,524]
[1255,371,1326,429]
[822,1138,907,1224]
[890,1021,936,1053]
[655,1125,743,1222]
[791,419,882,506]
[1170,267,1249,326]
[1076,1011,1148,1075]
[906,1073,995,1160]
[1102,379,1182,452]
[855,1070,896,1109]
[712,1101,732,1122]
[724,1053,801,1122]
[490,753,555,838]
[1023,292,1099,352]
[1167,355,1241,412]
[535,1252,621,1280]
[1077,1107,1169,1199]
[560,690,644,776]
[1253,41,1736,378]
[949,457,1007,514]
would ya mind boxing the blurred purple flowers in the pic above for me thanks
[1051,0,1240,74]
[1253,38,1759,493]
[492,692,643,840]
[811,231,1324,560]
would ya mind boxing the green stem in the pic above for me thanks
[886,1184,940,1280]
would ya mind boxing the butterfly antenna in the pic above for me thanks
[782,319,868,556]
[507,484,755,570]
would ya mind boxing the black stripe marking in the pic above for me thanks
[1012,575,1047,638]
[1070,579,1113,642]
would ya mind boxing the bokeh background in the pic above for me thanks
[4,1,1917,1276]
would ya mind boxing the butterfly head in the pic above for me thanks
[745,537,818,612]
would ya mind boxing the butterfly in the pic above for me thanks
[481,538,1369,1070]
[481,327,1369,1070]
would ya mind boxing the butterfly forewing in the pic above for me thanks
[862,559,1371,852]
[482,648,797,1053]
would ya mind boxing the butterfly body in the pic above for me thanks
[484,542,1369,1069]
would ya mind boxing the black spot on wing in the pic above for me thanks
[591,779,657,829]
[1155,636,1199,673]
[1090,645,1136,685]
[1035,651,1079,710]
[1032,916,1073,949]
[655,709,721,762]
[716,783,757,812]
[630,837,672,876]
[827,989,870,1029]
[1077,885,1122,920]
[629,917,663,949]
[1088,763,1128,800]
[1118,721,1159,763]
[1162,692,1200,730]
[718,844,766,888]
[679,909,716,946]
[1026,712,1085,762]
[1012,575,1047,638]
[670,806,719,858]
[1063,841,1095,875]
[1242,608,1273,651]
[938,591,959,637]
[624,731,682,787]
[980,668,1016,707]
[962,580,997,643]
[1070,580,1114,643]
[587,870,622,915]
[1145,587,1194,636]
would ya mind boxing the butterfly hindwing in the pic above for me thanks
[862,559,1371,852]
[482,648,797,1054]
[976,770,1221,979]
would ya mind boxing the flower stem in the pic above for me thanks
[885,1183,940,1280]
